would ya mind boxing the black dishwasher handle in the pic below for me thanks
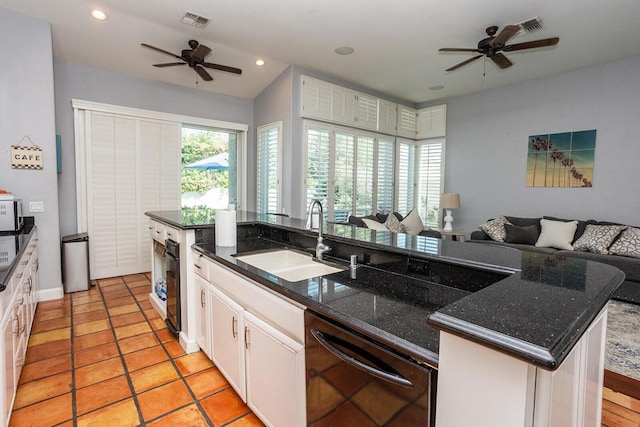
[311,329,413,388]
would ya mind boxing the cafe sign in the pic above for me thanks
[11,135,43,170]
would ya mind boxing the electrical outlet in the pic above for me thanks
[29,201,44,212]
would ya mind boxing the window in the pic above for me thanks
[304,122,396,222]
[256,122,282,214]
[376,138,395,214]
[305,125,331,217]
[396,139,415,214]
[417,140,444,228]
[395,138,445,227]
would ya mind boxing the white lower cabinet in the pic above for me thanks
[244,312,305,427]
[195,258,306,427]
[210,286,246,400]
[194,275,212,359]
[1,230,38,426]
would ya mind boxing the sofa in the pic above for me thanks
[340,210,442,238]
[469,215,640,304]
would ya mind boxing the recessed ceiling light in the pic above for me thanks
[91,9,107,20]
[334,46,354,56]
[255,59,265,66]
[429,85,445,91]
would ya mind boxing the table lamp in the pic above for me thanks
[440,193,460,232]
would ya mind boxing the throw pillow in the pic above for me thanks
[609,228,640,258]
[504,224,539,245]
[535,219,578,250]
[479,215,510,242]
[400,209,425,235]
[573,224,628,254]
[384,213,406,233]
[361,218,388,231]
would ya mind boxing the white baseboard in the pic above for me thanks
[37,286,64,302]
[180,332,200,354]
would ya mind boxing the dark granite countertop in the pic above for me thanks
[0,222,36,291]
[147,209,625,370]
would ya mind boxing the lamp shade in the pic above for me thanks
[440,193,460,209]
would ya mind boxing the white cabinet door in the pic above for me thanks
[354,92,378,130]
[417,104,447,139]
[397,104,417,138]
[1,306,16,425]
[245,312,305,427]
[331,85,357,125]
[195,275,212,359]
[300,76,332,121]
[210,286,246,401]
[378,99,398,135]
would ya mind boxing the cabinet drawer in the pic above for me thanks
[165,226,181,243]
[209,261,305,343]
[193,251,209,280]
[149,220,166,243]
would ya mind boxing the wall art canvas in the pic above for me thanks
[526,129,596,188]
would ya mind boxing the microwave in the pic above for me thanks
[0,200,23,232]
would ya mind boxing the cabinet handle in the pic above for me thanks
[200,289,205,307]
[244,326,249,349]
[232,316,237,338]
[12,316,20,335]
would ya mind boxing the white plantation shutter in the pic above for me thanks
[305,125,331,216]
[257,122,282,214]
[377,139,394,214]
[79,109,181,279]
[355,93,378,130]
[397,105,417,138]
[333,131,355,222]
[355,136,374,216]
[417,140,444,228]
[396,139,416,214]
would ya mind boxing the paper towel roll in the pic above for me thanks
[215,209,237,247]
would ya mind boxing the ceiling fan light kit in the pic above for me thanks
[439,21,559,72]
[141,39,242,82]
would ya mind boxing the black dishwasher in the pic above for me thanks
[305,311,436,426]
[165,239,180,334]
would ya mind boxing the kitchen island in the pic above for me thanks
[146,209,624,427]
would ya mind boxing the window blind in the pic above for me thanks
[305,126,331,216]
[257,122,281,214]
[417,140,444,228]
[396,140,415,215]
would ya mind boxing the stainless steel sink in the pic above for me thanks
[234,249,345,281]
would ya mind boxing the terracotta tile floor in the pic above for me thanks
[11,273,264,427]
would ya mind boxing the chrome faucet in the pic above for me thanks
[307,199,331,260]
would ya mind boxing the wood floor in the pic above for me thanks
[602,370,640,426]
[12,273,640,426]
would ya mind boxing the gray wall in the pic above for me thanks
[436,54,640,231]
[54,60,255,237]
[253,67,293,215]
[0,8,61,294]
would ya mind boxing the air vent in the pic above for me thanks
[518,17,543,33]
[180,11,210,29]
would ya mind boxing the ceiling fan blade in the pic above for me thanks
[141,43,183,60]
[153,62,186,67]
[202,62,243,75]
[445,54,484,72]
[490,53,513,69]
[491,25,521,48]
[194,66,213,81]
[439,48,481,53]
[504,37,560,52]
[192,44,212,61]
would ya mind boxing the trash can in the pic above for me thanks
[62,233,90,293]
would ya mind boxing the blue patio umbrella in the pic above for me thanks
[185,152,229,171]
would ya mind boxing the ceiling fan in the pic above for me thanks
[439,25,559,72]
[141,39,242,81]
